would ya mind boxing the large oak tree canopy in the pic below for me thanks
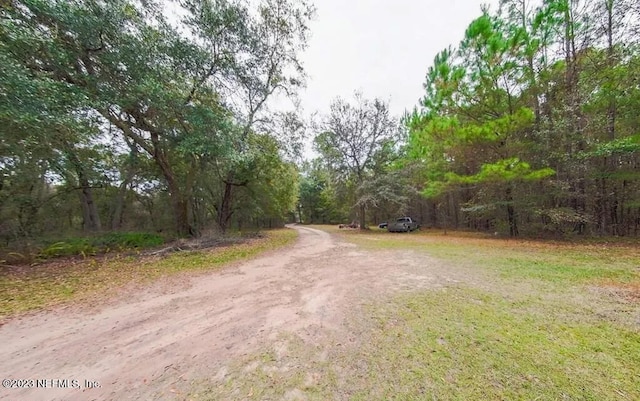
[1,0,312,236]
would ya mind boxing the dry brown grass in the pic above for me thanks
[0,229,298,322]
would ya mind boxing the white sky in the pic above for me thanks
[295,0,500,117]
[166,0,500,157]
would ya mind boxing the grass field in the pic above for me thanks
[203,226,640,401]
[0,228,298,321]
[338,227,640,286]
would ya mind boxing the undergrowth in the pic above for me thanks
[0,228,298,321]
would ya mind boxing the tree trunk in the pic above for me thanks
[448,193,458,229]
[105,115,194,237]
[520,0,541,126]
[620,180,627,236]
[79,186,101,232]
[164,169,191,237]
[112,138,138,231]
[432,202,438,228]
[506,186,518,237]
[217,181,234,234]
[172,195,191,237]
[77,171,101,232]
[359,203,366,230]
[599,173,608,235]
[111,180,131,230]
[61,142,101,232]
[604,0,617,235]
[153,141,192,237]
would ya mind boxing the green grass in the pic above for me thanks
[2,232,166,263]
[197,226,640,401]
[0,228,297,321]
[320,226,640,285]
[199,286,640,401]
[342,287,640,401]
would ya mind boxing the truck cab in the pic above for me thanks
[387,217,419,232]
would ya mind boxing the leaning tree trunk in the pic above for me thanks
[105,116,193,236]
[63,143,101,232]
[217,171,250,234]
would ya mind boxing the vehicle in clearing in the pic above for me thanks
[387,217,419,232]
[378,222,388,229]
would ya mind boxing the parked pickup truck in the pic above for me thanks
[387,217,419,232]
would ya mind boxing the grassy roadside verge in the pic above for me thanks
[199,226,640,400]
[341,286,640,400]
[0,228,298,321]
[325,226,640,399]
[317,225,640,287]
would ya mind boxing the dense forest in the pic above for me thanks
[2,0,640,247]
[302,0,640,237]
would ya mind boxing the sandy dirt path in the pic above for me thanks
[0,226,460,401]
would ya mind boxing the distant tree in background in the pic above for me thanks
[313,93,402,229]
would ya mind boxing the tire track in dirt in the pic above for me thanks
[0,226,459,400]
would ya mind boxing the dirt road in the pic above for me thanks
[0,226,459,400]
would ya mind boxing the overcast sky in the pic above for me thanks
[294,0,500,117]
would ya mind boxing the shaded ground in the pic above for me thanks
[0,225,464,401]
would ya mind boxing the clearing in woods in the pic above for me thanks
[1,225,639,400]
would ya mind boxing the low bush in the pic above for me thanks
[39,232,165,258]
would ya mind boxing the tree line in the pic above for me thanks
[303,0,640,237]
[1,0,312,243]
[3,0,639,244]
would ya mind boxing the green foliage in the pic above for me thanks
[40,241,97,258]
[446,158,555,185]
[590,134,640,157]
[0,0,312,238]
[298,160,351,224]
[404,0,640,236]
[39,232,164,258]
[93,232,165,248]
[312,94,403,227]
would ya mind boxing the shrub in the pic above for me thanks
[92,232,164,249]
[39,232,164,258]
